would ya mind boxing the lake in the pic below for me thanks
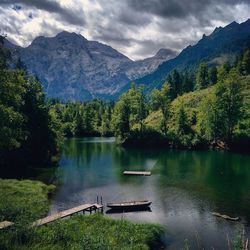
[4,137,250,249]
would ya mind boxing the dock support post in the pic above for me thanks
[97,196,99,204]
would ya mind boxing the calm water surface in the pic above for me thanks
[48,137,250,249]
[5,137,249,249]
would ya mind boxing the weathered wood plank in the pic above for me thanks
[33,203,104,226]
[1,203,104,229]
[123,171,151,176]
[212,212,240,221]
[0,221,14,229]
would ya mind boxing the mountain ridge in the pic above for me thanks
[131,19,250,91]
[4,19,250,100]
[5,31,175,100]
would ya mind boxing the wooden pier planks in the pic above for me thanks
[123,171,151,176]
[33,203,104,226]
[0,203,104,230]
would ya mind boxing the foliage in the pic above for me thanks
[112,84,147,140]
[166,69,195,98]
[143,47,249,149]
[0,38,63,167]
[195,63,209,89]
[198,69,244,144]
[170,99,195,147]
[151,83,171,135]
[50,100,114,137]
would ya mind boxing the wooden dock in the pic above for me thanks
[0,203,103,229]
[123,171,151,176]
[33,203,103,226]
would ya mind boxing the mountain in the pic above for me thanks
[17,32,132,100]
[4,19,250,100]
[124,48,177,80]
[132,19,250,91]
[6,32,174,101]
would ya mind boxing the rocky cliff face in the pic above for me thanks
[125,48,177,80]
[18,32,132,100]
[11,32,174,100]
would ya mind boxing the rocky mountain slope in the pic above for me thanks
[132,19,250,91]
[6,32,174,100]
[4,19,250,100]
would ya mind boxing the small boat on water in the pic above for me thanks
[107,200,152,210]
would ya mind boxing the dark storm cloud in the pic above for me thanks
[93,24,135,46]
[0,0,85,25]
[126,0,249,20]
[117,9,151,27]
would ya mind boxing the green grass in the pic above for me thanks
[22,214,164,250]
[0,179,55,249]
[0,179,164,250]
[0,179,55,222]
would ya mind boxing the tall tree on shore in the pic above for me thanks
[198,69,243,144]
[208,66,218,85]
[196,63,209,89]
[111,97,130,139]
[170,69,181,98]
[151,83,171,135]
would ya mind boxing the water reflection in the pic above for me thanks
[106,207,152,214]
[50,137,250,249]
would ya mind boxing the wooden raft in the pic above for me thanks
[212,212,240,221]
[123,171,151,176]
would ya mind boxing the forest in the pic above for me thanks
[0,35,250,170]
[50,46,250,151]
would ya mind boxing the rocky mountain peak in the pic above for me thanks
[155,48,177,59]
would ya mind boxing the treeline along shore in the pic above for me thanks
[1,36,250,172]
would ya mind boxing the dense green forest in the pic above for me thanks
[111,47,250,150]
[0,35,250,171]
[50,47,250,152]
[0,37,63,167]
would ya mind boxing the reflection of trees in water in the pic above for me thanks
[155,150,250,220]
[62,138,114,167]
[58,138,116,194]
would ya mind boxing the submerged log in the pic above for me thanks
[212,212,240,221]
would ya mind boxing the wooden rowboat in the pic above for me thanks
[107,200,152,209]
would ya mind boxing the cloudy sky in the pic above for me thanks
[0,0,250,60]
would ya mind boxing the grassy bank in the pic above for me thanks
[0,179,164,250]
[24,214,164,250]
[0,179,55,222]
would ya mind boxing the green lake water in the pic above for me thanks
[3,137,250,249]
